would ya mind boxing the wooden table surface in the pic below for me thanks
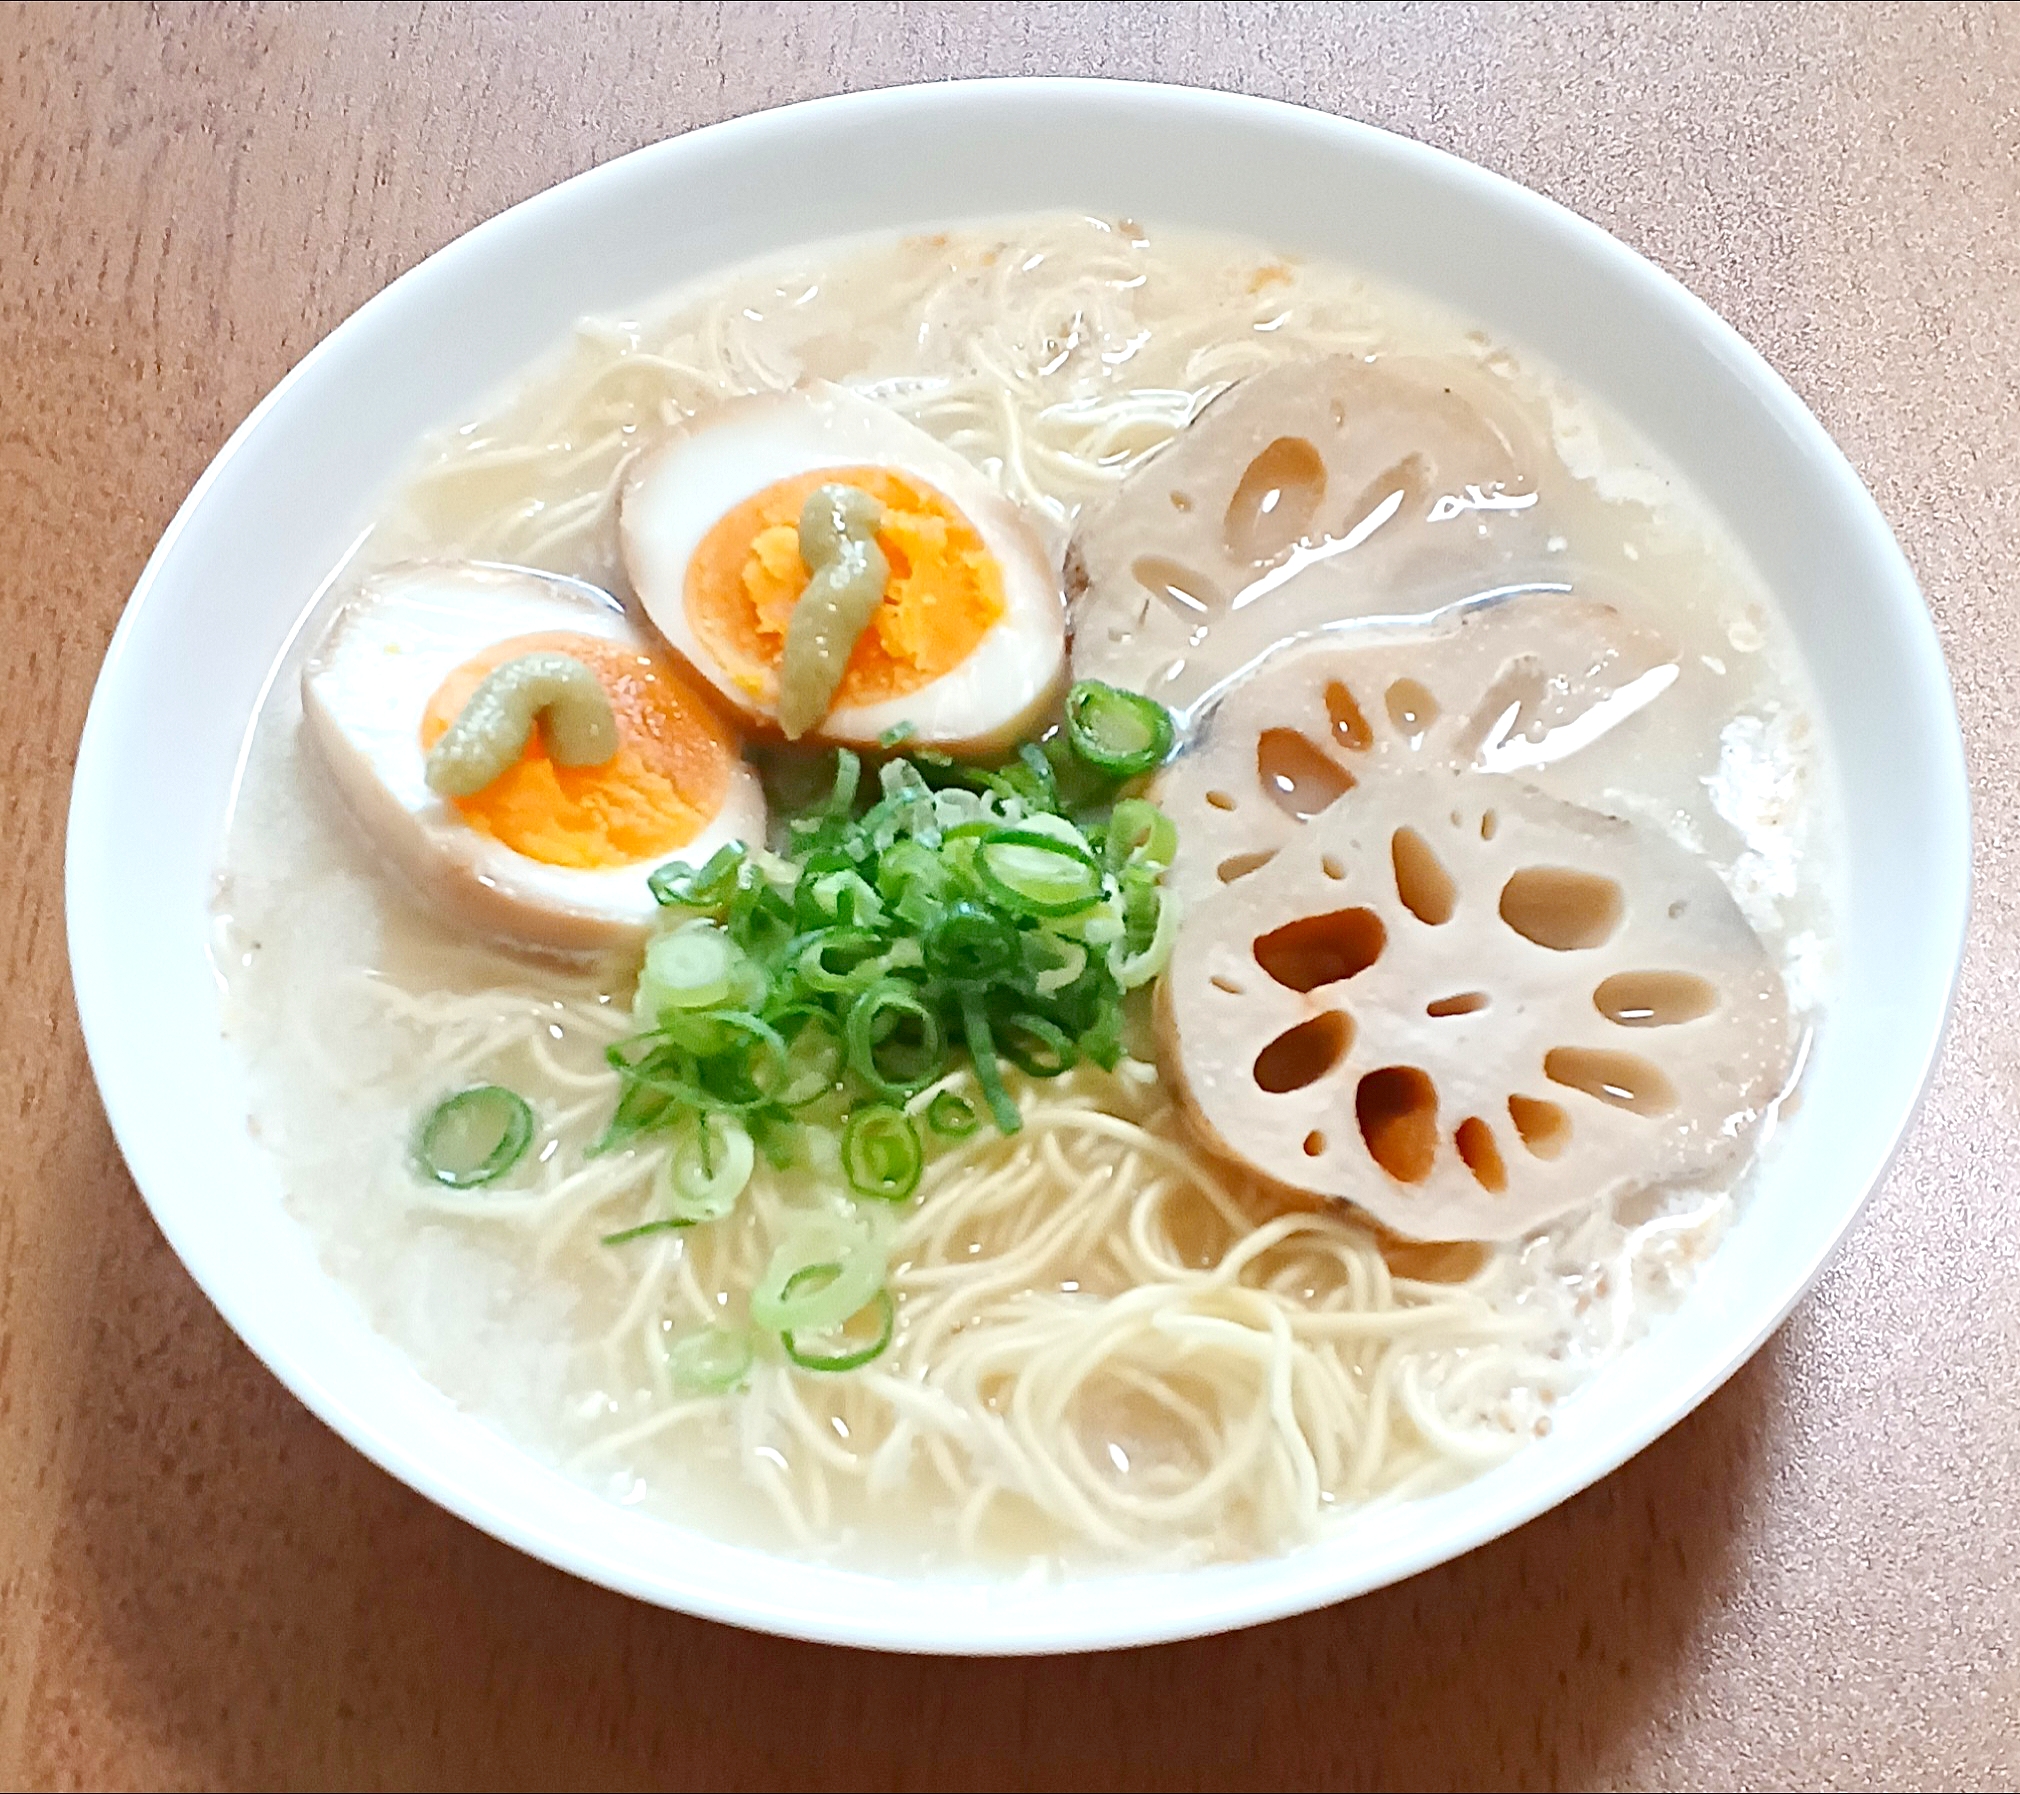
[5,4,2017,1788]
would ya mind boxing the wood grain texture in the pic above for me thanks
[3,3,2017,1788]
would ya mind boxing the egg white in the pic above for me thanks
[621,381,1066,754]
[301,561,764,953]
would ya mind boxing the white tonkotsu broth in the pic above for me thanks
[216,216,1835,1571]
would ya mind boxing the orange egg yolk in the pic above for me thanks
[683,465,1005,716]
[420,631,736,870]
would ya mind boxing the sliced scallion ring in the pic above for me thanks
[750,1227,884,1334]
[845,977,947,1098]
[1001,1014,1082,1074]
[999,1013,1078,1079]
[664,1326,755,1393]
[648,841,747,909]
[1064,680,1175,778]
[925,1089,979,1138]
[416,1085,533,1188]
[796,927,889,994]
[781,1286,895,1373]
[923,901,1019,985]
[1104,797,1178,873]
[1111,881,1181,989]
[636,920,739,1022]
[1031,933,1089,995]
[974,828,1106,918]
[841,1103,924,1201]
[660,1113,756,1222]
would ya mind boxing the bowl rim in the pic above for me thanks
[66,75,1971,1653]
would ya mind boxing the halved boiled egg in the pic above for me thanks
[621,381,1065,754]
[302,562,763,952]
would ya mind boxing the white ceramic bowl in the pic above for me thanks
[67,79,1968,1652]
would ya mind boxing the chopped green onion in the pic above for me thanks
[628,1010,789,1112]
[923,901,1019,985]
[1105,797,1178,872]
[876,837,950,917]
[416,1085,533,1188]
[600,1218,688,1246]
[597,736,1180,1177]
[796,927,888,993]
[877,721,916,747]
[845,978,947,1097]
[974,828,1106,918]
[771,1007,844,1108]
[661,1114,756,1222]
[636,920,738,1023]
[1076,1002,1126,1072]
[807,867,885,928]
[825,746,862,815]
[751,1112,800,1170]
[1064,680,1175,778]
[1031,934,1088,995]
[999,1013,1078,1079]
[959,990,1022,1135]
[750,1224,884,1333]
[664,1326,754,1393]
[648,841,747,909]
[996,740,1060,813]
[925,1089,980,1138]
[1112,881,1180,989]
[782,1287,894,1373]
[841,1103,924,1201]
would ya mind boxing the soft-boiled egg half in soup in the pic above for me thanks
[622,382,1065,753]
[302,562,763,951]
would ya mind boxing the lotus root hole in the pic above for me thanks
[1426,990,1490,1018]
[1169,489,1194,512]
[1480,809,1500,841]
[1594,970,1719,1027]
[1382,1238,1490,1284]
[1385,677,1440,737]
[1224,436,1327,564]
[1499,866,1625,951]
[1356,1066,1440,1184]
[1253,907,1386,992]
[1544,1047,1679,1117]
[1320,853,1346,880]
[1133,555,1220,616]
[1343,454,1430,537]
[1507,1094,1572,1158]
[1210,974,1243,995]
[1302,1130,1326,1158]
[1325,680,1373,753]
[1257,728,1354,821]
[1216,849,1278,885]
[1252,1011,1355,1094]
[1205,789,1237,812]
[1454,1117,1508,1194]
[1392,827,1458,925]
[1465,662,1548,755]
